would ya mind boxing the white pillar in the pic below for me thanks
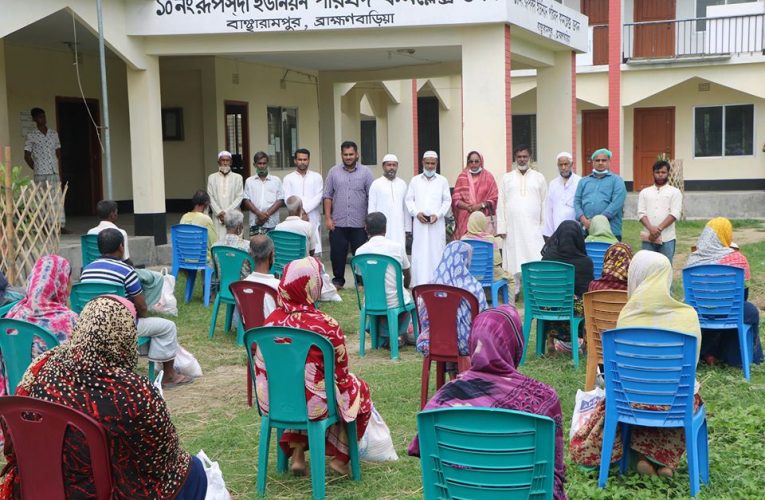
[0,40,9,149]
[317,74,337,175]
[536,51,574,180]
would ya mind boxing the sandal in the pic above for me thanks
[163,375,194,389]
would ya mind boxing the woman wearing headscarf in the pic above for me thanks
[461,211,513,282]
[451,151,499,241]
[416,240,489,356]
[686,217,762,366]
[571,251,702,478]
[587,242,633,292]
[585,214,618,244]
[259,257,372,476]
[409,305,567,499]
[1,296,207,499]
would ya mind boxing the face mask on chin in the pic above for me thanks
[469,167,482,174]
[423,169,436,178]
[219,166,231,174]
[593,167,608,175]
[257,168,268,177]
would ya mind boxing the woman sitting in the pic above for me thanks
[1,297,207,499]
[416,240,488,357]
[585,215,618,244]
[587,242,633,292]
[461,211,513,283]
[571,250,702,478]
[409,305,567,499]
[686,217,762,366]
[259,257,372,476]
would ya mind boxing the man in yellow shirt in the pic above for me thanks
[180,190,219,261]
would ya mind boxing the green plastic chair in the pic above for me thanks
[417,407,556,500]
[70,282,125,314]
[209,247,254,343]
[521,261,584,368]
[80,234,101,269]
[245,326,361,499]
[0,300,20,318]
[0,319,60,395]
[351,253,418,361]
[268,230,307,277]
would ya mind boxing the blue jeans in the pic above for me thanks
[641,239,676,262]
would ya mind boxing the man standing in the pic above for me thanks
[574,148,627,239]
[638,160,683,262]
[282,148,324,255]
[207,150,244,241]
[243,151,284,236]
[274,196,318,256]
[496,145,547,301]
[405,151,451,287]
[543,152,581,241]
[323,141,374,289]
[88,200,131,260]
[367,153,411,248]
[24,107,67,233]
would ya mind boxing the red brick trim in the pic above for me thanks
[608,0,621,173]
[505,24,512,172]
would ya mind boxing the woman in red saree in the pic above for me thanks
[451,151,499,240]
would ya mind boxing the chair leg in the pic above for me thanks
[491,284,499,306]
[224,303,234,333]
[247,361,253,407]
[502,283,509,305]
[435,361,445,390]
[520,314,532,366]
[699,418,710,485]
[358,311,367,357]
[208,297,221,339]
[307,423,328,500]
[570,318,580,369]
[619,423,631,475]
[585,354,596,392]
[685,425,700,497]
[184,270,197,304]
[369,315,379,350]
[203,266,213,308]
[420,356,431,409]
[598,417,618,488]
[276,429,288,474]
[347,420,361,481]
[535,319,546,357]
[236,317,245,346]
[388,311,400,361]
[148,356,155,381]
[257,418,272,496]
[739,324,752,382]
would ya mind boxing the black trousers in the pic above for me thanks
[329,226,367,286]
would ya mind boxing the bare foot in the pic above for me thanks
[636,459,657,476]
[329,458,350,476]
[291,446,306,476]
[657,466,674,478]
[162,373,193,387]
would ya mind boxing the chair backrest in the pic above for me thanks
[585,241,611,280]
[0,300,20,318]
[463,239,494,287]
[171,224,209,272]
[412,284,480,359]
[583,290,628,364]
[350,254,407,311]
[602,327,698,428]
[212,247,255,301]
[70,282,126,315]
[521,261,576,318]
[0,396,113,500]
[0,319,60,396]
[244,326,337,424]
[230,281,278,330]
[682,264,745,330]
[417,407,556,500]
[80,234,101,268]
[268,230,308,277]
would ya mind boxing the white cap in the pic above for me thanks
[218,150,232,160]
[382,153,399,163]
[556,152,573,161]
[423,150,438,159]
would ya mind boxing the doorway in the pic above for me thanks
[634,107,675,191]
[55,97,102,216]
[581,109,609,176]
[417,96,440,173]
[634,0,676,59]
[224,101,250,178]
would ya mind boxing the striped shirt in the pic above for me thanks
[80,258,142,298]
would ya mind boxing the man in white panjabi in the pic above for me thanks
[405,151,451,287]
[206,150,244,241]
[543,152,581,241]
[367,153,411,248]
[282,148,324,255]
[496,144,547,301]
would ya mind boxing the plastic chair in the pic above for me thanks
[245,326,361,499]
[70,282,125,314]
[598,327,708,497]
[0,396,113,500]
[80,234,101,269]
[268,230,307,277]
[351,254,418,361]
[582,290,628,391]
[585,241,611,280]
[520,261,584,368]
[412,284,480,409]
[0,319,60,396]
[0,300,20,318]
[463,239,510,305]
[171,224,213,307]
[231,281,278,407]
[417,407,556,500]
[683,264,753,381]
[209,247,255,341]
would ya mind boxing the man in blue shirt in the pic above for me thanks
[574,148,627,239]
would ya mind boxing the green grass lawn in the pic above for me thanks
[161,220,765,499]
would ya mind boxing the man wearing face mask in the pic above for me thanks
[405,151,452,287]
[451,151,499,240]
[543,152,581,242]
[637,160,682,261]
[496,145,547,302]
[207,150,244,241]
[283,148,324,255]
[574,148,627,240]
[367,153,411,247]
[243,151,285,236]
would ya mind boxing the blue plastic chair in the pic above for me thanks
[351,253,418,361]
[245,326,361,499]
[209,247,255,343]
[585,241,611,280]
[268,230,307,277]
[520,261,584,368]
[171,224,213,307]
[598,327,708,497]
[70,282,125,314]
[683,264,753,381]
[0,319,60,395]
[417,407,556,499]
[80,234,101,269]
[463,239,510,306]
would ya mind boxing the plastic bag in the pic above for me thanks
[159,345,203,378]
[569,387,605,439]
[150,267,178,316]
[197,450,230,500]
[153,370,164,399]
[359,405,398,462]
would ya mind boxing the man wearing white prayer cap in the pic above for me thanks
[206,149,244,241]
[543,151,581,240]
[367,153,411,248]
